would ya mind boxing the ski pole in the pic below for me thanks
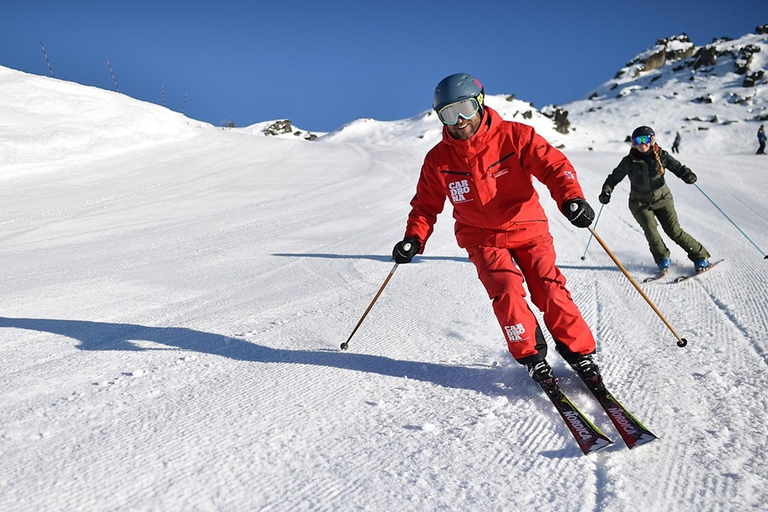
[694,184,767,259]
[340,261,400,351]
[588,227,688,348]
[580,203,605,260]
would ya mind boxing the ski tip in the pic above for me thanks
[626,432,659,449]
[583,436,614,455]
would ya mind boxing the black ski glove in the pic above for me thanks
[392,237,421,263]
[682,172,697,184]
[563,198,595,228]
[598,191,611,204]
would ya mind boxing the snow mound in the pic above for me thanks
[0,65,210,173]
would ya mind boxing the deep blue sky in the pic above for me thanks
[1,1,763,132]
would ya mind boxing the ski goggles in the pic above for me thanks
[437,98,481,125]
[633,135,653,145]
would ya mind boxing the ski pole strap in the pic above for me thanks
[580,203,605,260]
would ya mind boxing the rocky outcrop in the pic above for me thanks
[264,119,317,140]
[735,44,761,74]
[693,46,718,69]
[744,70,765,87]
[542,107,570,134]
[642,49,668,72]
[618,34,696,77]
[660,35,696,61]
[265,119,293,136]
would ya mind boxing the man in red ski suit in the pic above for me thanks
[393,73,599,383]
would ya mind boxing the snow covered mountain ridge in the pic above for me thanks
[322,27,768,154]
[565,26,768,154]
[1,26,766,170]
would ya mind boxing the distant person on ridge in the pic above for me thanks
[671,131,681,153]
[757,125,766,155]
[599,125,711,275]
[392,72,601,387]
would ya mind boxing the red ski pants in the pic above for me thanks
[467,234,595,362]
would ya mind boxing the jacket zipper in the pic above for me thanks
[487,151,516,169]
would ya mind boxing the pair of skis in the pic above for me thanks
[642,259,723,284]
[537,374,657,455]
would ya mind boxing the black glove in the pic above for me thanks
[563,198,595,228]
[598,190,611,204]
[682,172,697,184]
[392,237,421,263]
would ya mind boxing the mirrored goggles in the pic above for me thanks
[633,135,653,145]
[437,98,480,125]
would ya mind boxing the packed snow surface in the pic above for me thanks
[1,39,768,512]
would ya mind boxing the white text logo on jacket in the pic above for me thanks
[448,179,472,204]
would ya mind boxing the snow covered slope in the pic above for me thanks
[1,28,768,510]
[0,66,209,175]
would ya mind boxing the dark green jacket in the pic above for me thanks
[602,146,694,207]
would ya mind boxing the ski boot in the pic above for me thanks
[526,360,557,391]
[569,354,607,395]
[694,258,710,273]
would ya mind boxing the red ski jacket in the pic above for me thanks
[405,107,585,250]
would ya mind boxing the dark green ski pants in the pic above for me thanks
[629,200,710,264]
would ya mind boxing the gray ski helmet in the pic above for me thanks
[631,126,655,138]
[433,73,485,112]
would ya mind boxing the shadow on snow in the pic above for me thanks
[272,253,469,263]
[272,253,619,273]
[0,315,517,395]
[0,315,599,458]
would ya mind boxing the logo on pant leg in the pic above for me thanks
[504,323,527,342]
